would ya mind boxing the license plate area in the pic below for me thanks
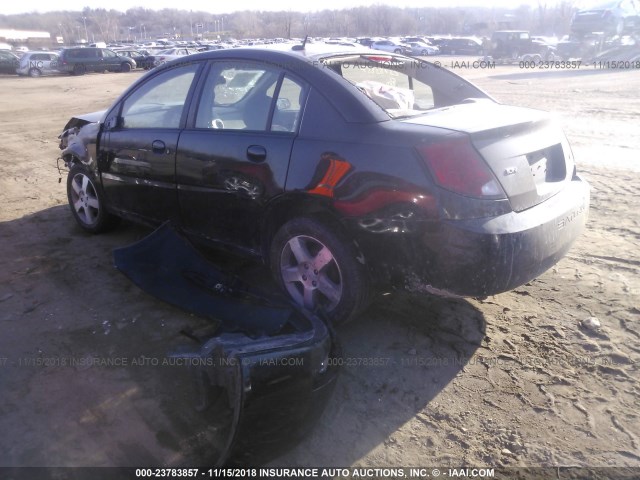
[527,143,566,194]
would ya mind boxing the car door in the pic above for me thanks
[0,51,18,74]
[100,48,120,70]
[99,62,201,223]
[176,60,306,253]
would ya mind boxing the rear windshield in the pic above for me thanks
[321,54,491,119]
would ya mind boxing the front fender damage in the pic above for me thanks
[113,223,340,465]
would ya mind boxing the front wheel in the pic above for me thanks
[66,164,119,233]
[120,62,131,73]
[270,218,370,324]
[28,68,42,77]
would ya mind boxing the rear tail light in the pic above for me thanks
[417,136,505,199]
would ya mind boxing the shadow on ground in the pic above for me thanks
[0,206,486,467]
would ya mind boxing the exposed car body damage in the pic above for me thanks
[114,223,339,465]
[58,44,589,322]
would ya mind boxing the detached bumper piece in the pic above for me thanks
[114,223,296,336]
[114,223,339,465]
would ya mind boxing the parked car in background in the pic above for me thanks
[151,47,198,67]
[371,39,409,54]
[490,31,556,61]
[439,37,484,55]
[58,45,589,324]
[356,37,376,48]
[115,49,155,69]
[571,0,640,35]
[406,41,439,56]
[0,50,20,74]
[16,51,60,77]
[57,47,136,75]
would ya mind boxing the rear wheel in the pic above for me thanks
[120,62,131,73]
[270,218,369,324]
[67,164,119,233]
[73,64,86,75]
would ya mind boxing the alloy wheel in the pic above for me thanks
[69,173,100,227]
[279,235,343,312]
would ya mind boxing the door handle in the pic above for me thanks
[246,145,267,162]
[151,140,166,154]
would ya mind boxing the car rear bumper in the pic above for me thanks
[359,177,590,297]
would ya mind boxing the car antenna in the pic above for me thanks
[292,35,308,51]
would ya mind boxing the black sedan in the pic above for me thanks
[0,49,20,74]
[58,44,589,324]
[114,48,155,69]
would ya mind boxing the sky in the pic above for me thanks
[1,0,584,16]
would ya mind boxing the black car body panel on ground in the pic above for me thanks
[58,44,589,323]
[113,223,339,465]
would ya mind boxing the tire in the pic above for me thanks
[66,164,119,233]
[73,64,86,76]
[120,62,131,73]
[270,218,370,324]
[28,68,42,78]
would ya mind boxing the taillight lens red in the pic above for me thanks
[417,136,505,199]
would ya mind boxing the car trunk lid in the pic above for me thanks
[402,101,574,212]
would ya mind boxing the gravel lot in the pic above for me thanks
[0,60,638,472]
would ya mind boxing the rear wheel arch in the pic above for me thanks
[260,195,345,260]
[267,209,371,323]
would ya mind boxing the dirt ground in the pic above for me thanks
[0,60,638,473]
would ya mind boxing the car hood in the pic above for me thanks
[61,109,105,132]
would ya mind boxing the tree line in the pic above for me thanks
[0,3,579,44]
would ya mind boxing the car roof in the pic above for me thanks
[183,42,377,64]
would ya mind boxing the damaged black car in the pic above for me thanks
[58,44,590,324]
